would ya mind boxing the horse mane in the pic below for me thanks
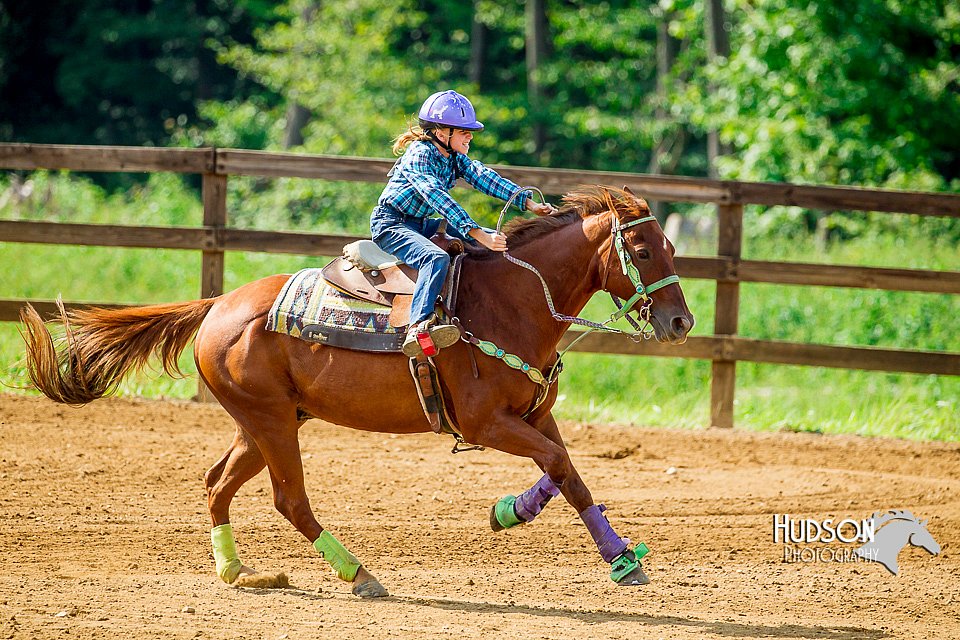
[503,185,648,249]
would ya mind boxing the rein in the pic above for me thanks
[455,187,682,417]
[497,188,680,342]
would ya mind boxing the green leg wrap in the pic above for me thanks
[211,524,243,584]
[313,530,361,582]
[610,543,650,583]
[493,495,525,530]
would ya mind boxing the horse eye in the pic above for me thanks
[637,248,650,260]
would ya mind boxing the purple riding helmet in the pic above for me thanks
[418,90,484,131]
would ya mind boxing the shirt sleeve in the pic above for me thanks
[459,156,530,211]
[401,146,481,237]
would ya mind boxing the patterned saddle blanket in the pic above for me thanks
[266,268,405,352]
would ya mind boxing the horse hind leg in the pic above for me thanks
[204,425,268,584]
[206,425,266,526]
[225,404,387,598]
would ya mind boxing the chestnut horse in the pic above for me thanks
[20,186,693,595]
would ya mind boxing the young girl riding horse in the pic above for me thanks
[370,89,557,357]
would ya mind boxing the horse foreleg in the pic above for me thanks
[204,425,266,583]
[487,410,589,531]
[539,412,650,586]
[529,411,596,512]
[489,473,562,531]
[481,411,650,586]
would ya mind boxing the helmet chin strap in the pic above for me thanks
[427,127,463,178]
[427,127,456,154]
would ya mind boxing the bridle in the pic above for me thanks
[443,186,683,424]
[603,214,681,330]
[496,187,681,341]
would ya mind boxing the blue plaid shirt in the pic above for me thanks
[377,141,529,236]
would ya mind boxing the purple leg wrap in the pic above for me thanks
[580,504,630,563]
[513,474,561,522]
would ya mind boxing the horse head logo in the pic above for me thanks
[855,510,940,575]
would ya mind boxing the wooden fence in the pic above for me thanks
[1,143,959,427]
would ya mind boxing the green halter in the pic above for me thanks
[609,215,682,322]
[461,191,684,420]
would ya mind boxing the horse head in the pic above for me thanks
[502,185,694,344]
[590,186,694,344]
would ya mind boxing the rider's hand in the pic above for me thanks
[526,199,559,216]
[469,228,508,252]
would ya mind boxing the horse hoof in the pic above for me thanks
[615,565,650,586]
[352,579,388,598]
[489,496,524,531]
[489,505,506,532]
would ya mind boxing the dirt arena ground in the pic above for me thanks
[0,393,957,639]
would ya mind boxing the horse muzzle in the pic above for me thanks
[651,309,694,345]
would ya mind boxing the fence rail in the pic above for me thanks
[2,143,958,425]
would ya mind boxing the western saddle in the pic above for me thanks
[320,233,464,329]
[319,231,472,448]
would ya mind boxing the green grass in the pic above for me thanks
[1,172,957,441]
[551,355,958,441]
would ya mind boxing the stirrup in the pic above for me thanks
[402,321,460,357]
[402,328,427,357]
[428,324,460,349]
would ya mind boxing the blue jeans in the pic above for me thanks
[370,206,476,326]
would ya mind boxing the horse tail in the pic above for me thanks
[19,297,217,406]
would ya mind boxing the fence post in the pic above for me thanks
[710,203,743,427]
[197,169,227,402]
[201,173,226,298]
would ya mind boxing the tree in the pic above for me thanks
[217,0,423,157]
[671,0,960,191]
[281,1,319,149]
[526,0,549,158]
[0,0,275,148]
[704,0,730,178]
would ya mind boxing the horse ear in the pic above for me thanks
[622,185,635,196]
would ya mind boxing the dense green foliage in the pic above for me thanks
[5,1,958,192]
[671,0,960,192]
[0,0,278,145]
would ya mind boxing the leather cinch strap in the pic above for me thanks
[407,353,483,454]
